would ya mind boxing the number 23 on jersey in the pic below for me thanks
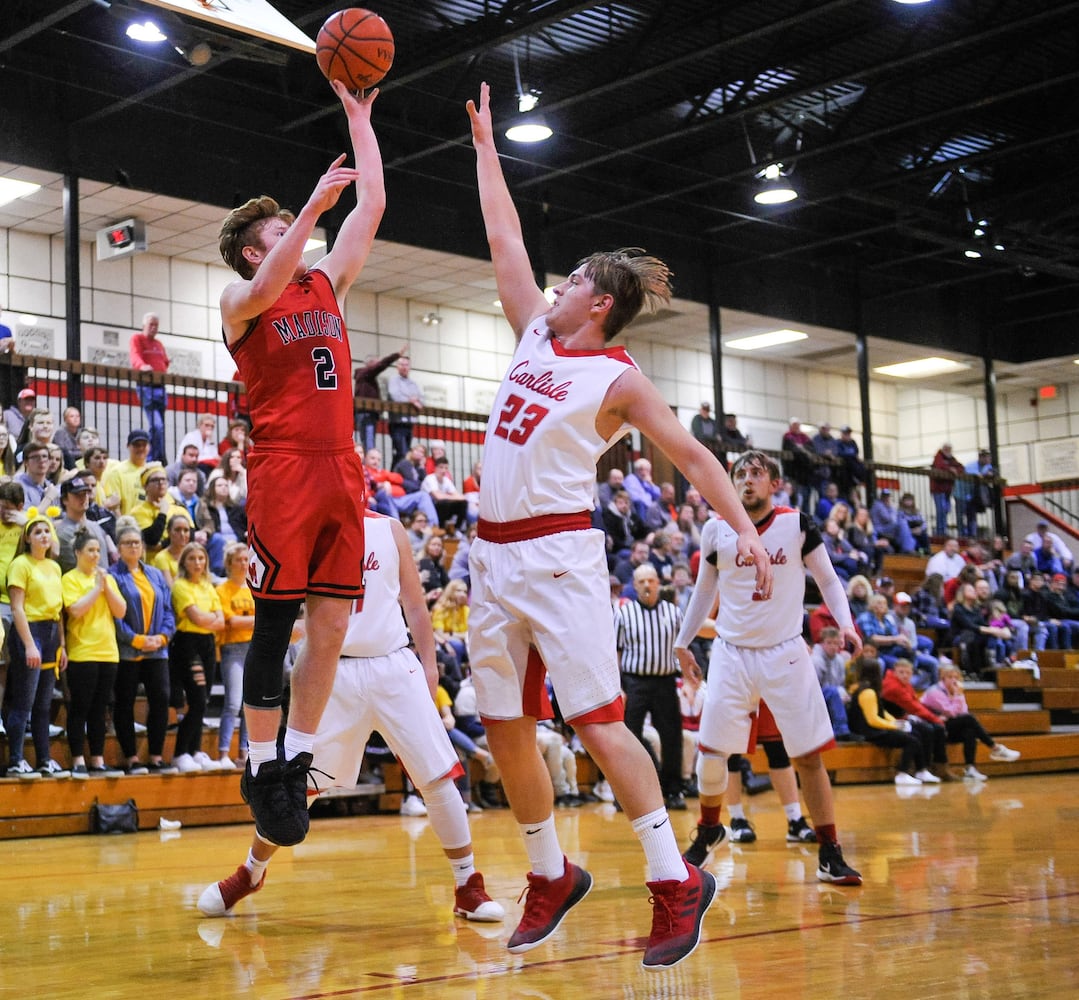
[494,393,549,445]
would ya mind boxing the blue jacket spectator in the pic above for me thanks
[870,490,915,554]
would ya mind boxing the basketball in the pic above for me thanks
[316,9,395,91]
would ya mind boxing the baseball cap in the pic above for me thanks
[877,576,894,588]
[1053,573,1067,584]
[895,591,912,604]
[880,488,891,496]
[840,425,852,432]
[700,401,711,409]
[17,388,35,399]
[60,475,93,497]
[127,428,151,445]
[1037,520,1049,528]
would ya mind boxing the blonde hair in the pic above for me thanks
[177,541,210,579]
[219,196,295,279]
[431,579,468,615]
[939,663,963,685]
[577,247,672,341]
[846,574,871,600]
[223,542,250,574]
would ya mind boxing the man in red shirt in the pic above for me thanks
[129,312,170,462]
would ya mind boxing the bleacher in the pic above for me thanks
[5,649,1079,839]
[4,513,1079,837]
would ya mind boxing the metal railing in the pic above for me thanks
[2,351,1006,540]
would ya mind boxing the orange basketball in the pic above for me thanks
[315,8,394,91]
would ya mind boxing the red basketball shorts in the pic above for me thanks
[245,446,366,601]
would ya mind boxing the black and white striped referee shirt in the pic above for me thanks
[615,598,683,677]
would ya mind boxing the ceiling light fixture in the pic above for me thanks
[421,311,442,326]
[891,1,934,5]
[754,163,798,205]
[126,21,167,43]
[0,177,41,208]
[506,115,552,143]
[874,357,970,379]
[726,328,808,351]
[506,40,551,143]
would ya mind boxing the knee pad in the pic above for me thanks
[763,740,791,770]
[242,597,302,709]
[697,750,729,797]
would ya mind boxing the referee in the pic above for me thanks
[616,563,687,810]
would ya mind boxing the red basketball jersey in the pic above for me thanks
[227,268,354,453]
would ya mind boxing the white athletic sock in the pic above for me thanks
[728,803,747,821]
[784,802,802,822]
[519,816,564,880]
[450,852,476,888]
[282,728,314,761]
[247,740,278,776]
[632,808,689,883]
[244,847,269,887]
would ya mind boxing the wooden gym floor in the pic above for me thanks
[2,772,1077,1000]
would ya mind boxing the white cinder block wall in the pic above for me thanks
[0,228,1072,487]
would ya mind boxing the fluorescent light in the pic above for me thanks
[126,21,167,43]
[303,238,326,253]
[0,178,41,208]
[725,328,808,351]
[891,1,934,5]
[874,357,971,378]
[19,315,38,325]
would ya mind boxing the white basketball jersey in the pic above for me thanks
[339,515,409,658]
[479,318,637,522]
[703,506,822,648]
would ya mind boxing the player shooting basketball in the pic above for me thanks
[217,80,384,849]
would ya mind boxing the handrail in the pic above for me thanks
[1,351,1006,539]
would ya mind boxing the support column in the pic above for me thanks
[983,355,1003,538]
[64,173,82,409]
[708,277,723,421]
[856,330,873,503]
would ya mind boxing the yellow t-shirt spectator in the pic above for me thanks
[153,548,179,583]
[102,459,149,516]
[61,568,123,661]
[172,577,222,635]
[0,520,23,604]
[7,554,62,622]
[432,603,469,637]
[131,497,192,533]
[216,578,255,647]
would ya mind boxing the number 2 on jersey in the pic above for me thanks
[312,346,337,390]
[494,393,549,445]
